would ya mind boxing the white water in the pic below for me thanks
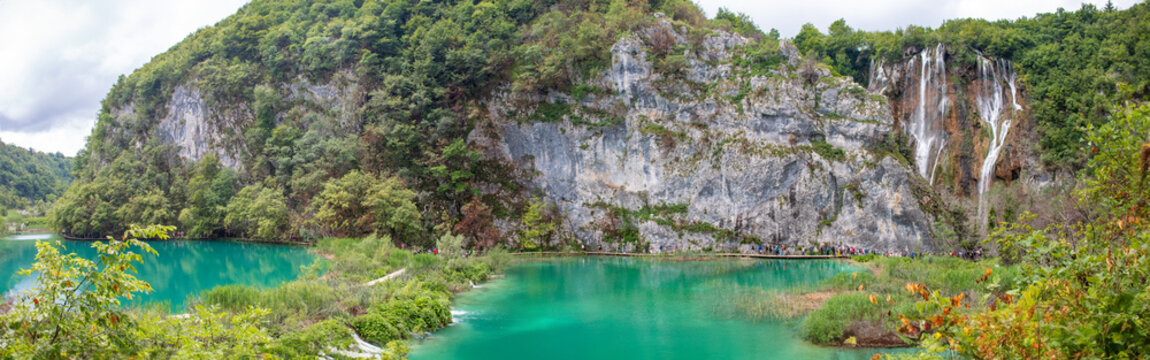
[905,44,950,184]
[975,56,1020,196]
[975,55,1021,222]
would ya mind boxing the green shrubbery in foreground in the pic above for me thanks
[0,229,508,359]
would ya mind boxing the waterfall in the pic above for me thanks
[904,44,949,184]
[975,55,1021,224]
[975,56,1018,196]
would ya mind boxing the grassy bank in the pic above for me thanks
[718,255,1022,348]
[187,234,510,357]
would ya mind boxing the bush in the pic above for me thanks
[265,319,353,358]
[802,293,883,343]
[351,313,403,345]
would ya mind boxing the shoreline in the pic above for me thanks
[510,251,849,260]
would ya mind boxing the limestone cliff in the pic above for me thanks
[473,21,934,253]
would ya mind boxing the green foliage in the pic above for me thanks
[177,155,237,238]
[311,170,421,241]
[0,140,72,210]
[224,182,290,241]
[1081,103,1150,220]
[130,305,272,359]
[263,319,354,359]
[896,104,1150,358]
[518,197,554,250]
[809,141,846,162]
[802,293,883,343]
[710,8,763,40]
[436,232,465,259]
[0,225,175,358]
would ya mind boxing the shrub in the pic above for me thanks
[351,313,403,345]
[802,293,883,343]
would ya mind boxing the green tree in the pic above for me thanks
[311,170,421,241]
[177,155,235,238]
[224,182,291,242]
[519,198,554,251]
[436,231,465,259]
[794,23,825,57]
[0,225,175,358]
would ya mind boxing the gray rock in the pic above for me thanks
[475,21,934,253]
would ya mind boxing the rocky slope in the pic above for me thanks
[473,20,935,253]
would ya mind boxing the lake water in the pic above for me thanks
[410,257,896,360]
[0,233,315,311]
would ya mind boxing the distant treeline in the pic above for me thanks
[0,140,72,211]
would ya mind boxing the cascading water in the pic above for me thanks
[905,44,950,184]
[974,55,1021,221]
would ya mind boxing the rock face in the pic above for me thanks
[156,86,244,170]
[147,74,361,172]
[869,46,1044,199]
[474,21,935,253]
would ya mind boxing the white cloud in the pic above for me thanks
[0,0,248,156]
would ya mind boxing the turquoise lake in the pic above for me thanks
[410,257,897,360]
[0,233,314,311]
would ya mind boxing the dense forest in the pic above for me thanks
[0,140,71,212]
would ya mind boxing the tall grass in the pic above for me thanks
[801,293,885,343]
[795,256,1024,345]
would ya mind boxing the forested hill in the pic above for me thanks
[56,0,729,240]
[0,140,72,210]
[51,0,1150,248]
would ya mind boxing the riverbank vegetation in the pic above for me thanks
[728,103,1150,357]
[0,225,509,359]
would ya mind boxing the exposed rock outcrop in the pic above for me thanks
[474,21,934,253]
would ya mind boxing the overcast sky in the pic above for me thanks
[0,0,1140,156]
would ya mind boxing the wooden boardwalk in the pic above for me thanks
[511,251,847,259]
